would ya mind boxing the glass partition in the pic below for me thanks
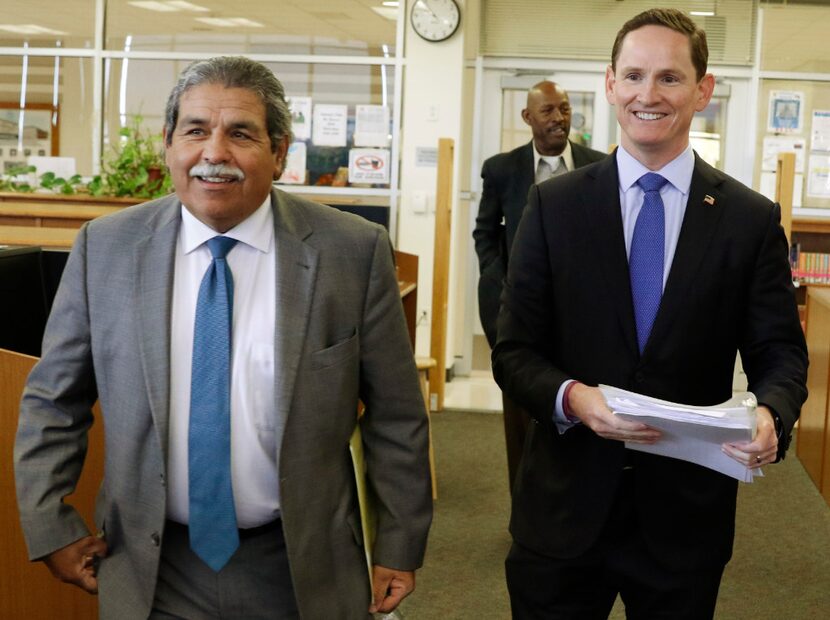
[0,56,95,176]
[102,59,396,188]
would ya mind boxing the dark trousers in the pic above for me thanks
[150,519,299,619]
[503,393,531,494]
[505,472,725,619]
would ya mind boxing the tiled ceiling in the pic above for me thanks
[1,0,400,50]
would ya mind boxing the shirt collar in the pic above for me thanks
[616,144,695,195]
[180,195,274,255]
[532,140,574,174]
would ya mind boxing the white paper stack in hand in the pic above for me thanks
[600,385,760,482]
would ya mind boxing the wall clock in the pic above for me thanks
[410,0,461,43]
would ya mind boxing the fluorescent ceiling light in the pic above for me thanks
[129,1,179,11]
[690,11,715,16]
[382,1,400,6]
[167,0,209,10]
[129,1,209,12]
[195,17,265,28]
[372,7,398,20]
[0,24,67,35]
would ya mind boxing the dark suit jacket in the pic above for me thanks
[492,152,807,571]
[473,140,606,346]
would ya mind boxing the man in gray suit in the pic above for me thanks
[15,56,432,619]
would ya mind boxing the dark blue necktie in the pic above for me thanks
[189,235,239,571]
[630,173,668,353]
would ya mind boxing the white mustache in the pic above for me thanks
[189,163,245,181]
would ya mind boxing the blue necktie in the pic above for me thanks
[630,173,668,353]
[189,235,239,571]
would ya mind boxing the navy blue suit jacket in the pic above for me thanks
[493,151,807,570]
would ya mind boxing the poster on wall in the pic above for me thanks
[811,110,830,152]
[761,136,806,172]
[767,91,804,134]
[312,104,348,147]
[287,96,312,141]
[759,171,803,208]
[277,142,307,185]
[807,154,830,199]
[353,105,390,147]
[348,148,389,185]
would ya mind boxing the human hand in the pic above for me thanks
[369,565,415,614]
[722,405,778,468]
[568,383,660,444]
[43,534,108,594]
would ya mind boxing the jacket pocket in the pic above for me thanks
[310,329,358,370]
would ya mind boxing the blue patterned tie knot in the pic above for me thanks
[630,174,668,353]
[189,235,239,571]
[637,172,668,194]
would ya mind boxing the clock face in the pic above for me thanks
[410,0,461,43]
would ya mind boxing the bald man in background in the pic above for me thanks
[473,80,605,492]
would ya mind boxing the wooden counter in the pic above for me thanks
[0,225,78,250]
[799,287,830,506]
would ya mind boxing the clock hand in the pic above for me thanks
[416,0,439,21]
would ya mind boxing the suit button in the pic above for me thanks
[151,532,160,546]
[634,371,645,383]
[159,473,166,487]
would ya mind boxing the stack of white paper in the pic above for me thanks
[600,385,761,483]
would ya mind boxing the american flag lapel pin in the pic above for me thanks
[704,194,716,206]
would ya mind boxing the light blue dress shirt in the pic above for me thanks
[553,145,695,433]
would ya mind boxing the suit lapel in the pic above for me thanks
[647,155,727,355]
[270,190,319,425]
[134,197,181,459]
[518,141,535,187]
[582,153,640,356]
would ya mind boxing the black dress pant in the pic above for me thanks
[505,471,725,619]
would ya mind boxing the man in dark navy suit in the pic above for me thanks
[494,9,807,618]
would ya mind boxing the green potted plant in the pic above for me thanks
[95,114,171,199]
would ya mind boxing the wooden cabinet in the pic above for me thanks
[1,348,103,618]
[799,287,830,506]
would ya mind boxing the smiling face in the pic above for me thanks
[522,82,572,156]
[164,83,288,232]
[606,24,715,170]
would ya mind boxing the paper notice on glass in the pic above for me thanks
[811,110,830,152]
[287,96,312,141]
[348,148,390,185]
[768,90,804,134]
[600,385,761,483]
[277,142,306,185]
[761,136,806,172]
[807,154,830,199]
[312,104,348,147]
[353,105,390,147]
[759,171,803,207]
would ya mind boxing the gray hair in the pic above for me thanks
[164,56,293,151]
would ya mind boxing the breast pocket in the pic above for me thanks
[310,330,359,371]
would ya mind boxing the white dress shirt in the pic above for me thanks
[554,145,695,432]
[167,197,280,528]
[533,140,575,178]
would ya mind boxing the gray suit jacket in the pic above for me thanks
[15,190,432,619]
